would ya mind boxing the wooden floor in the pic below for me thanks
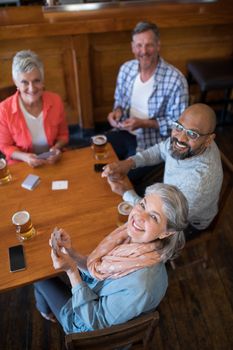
[0,124,232,350]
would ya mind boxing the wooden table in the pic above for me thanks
[0,145,120,292]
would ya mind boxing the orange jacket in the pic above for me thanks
[0,91,69,164]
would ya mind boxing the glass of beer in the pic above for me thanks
[12,211,36,241]
[0,158,12,185]
[92,135,108,160]
[117,201,133,226]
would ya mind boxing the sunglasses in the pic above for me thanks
[171,121,214,141]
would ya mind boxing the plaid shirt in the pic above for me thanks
[114,57,189,151]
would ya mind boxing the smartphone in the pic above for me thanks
[8,245,26,272]
[94,163,107,172]
[21,174,40,190]
[36,151,55,160]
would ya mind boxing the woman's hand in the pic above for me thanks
[25,153,46,167]
[50,227,72,252]
[46,148,62,164]
[51,248,77,272]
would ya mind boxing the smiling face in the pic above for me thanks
[170,104,216,160]
[14,68,44,107]
[127,193,169,243]
[131,30,160,72]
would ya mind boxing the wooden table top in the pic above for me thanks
[0,145,120,292]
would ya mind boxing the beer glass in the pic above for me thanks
[92,135,108,160]
[12,211,36,241]
[117,201,133,226]
[0,158,12,185]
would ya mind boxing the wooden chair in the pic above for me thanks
[170,150,233,269]
[0,85,16,102]
[65,309,159,350]
[187,58,233,125]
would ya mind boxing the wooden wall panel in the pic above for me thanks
[90,31,131,122]
[0,0,233,127]
[89,24,233,123]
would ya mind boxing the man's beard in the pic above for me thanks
[169,137,205,160]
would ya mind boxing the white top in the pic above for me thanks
[130,73,154,120]
[19,98,49,154]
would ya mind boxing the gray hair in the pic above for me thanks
[132,21,160,41]
[145,183,189,262]
[12,50,44,82]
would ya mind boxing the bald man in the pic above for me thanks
[102,104,223,237]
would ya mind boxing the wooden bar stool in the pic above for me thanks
[187,57,233,124]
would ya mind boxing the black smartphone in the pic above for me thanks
[94,163,107,172]
[8,245,26,272]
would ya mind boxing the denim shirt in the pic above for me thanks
[113,57,188,151]
[59,262,168,334]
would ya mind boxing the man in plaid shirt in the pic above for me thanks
[107,21,188,162]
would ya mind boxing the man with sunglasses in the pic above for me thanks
[102,103,223,237]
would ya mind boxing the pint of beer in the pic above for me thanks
[92,135,108,160]
[0,158,12,185]
[12,211,36,241]
[117,201,133,226]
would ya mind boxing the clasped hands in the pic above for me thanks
[49,228,77,273]
[107,109,144,131]
[25,147,61,168]
[101,158,134,195]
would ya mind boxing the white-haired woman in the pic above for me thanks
[0,50,69,166]
[34,183,188,332]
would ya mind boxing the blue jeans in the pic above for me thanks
[106,130,137,160]
[34,277,71,324]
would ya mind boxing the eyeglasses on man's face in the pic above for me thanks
[171,121,214,141]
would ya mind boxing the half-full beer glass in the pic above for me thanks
[117,201,133,226]
[92,135,108,160]
[12,211,36,241]
[0,158,11,185]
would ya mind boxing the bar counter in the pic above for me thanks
[0,0,232,127]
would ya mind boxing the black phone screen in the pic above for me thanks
[8,245,26,272]
[94,163,107,172]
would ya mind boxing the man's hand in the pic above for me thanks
[102,158,135,180]
[107,176,133,196]
[120,117,142,131]
[107,108,123,128]
[120,117,158,131]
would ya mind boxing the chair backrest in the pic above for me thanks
[170,150,233,269]
[215,151,233,224]
[65,309,159,350]
[199,150,233,235]
[0,85,16,102]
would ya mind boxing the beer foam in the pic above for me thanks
[118,202,133,215]
[12,211,30,225]
[93,135,107,145]
[0,159,6,169]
